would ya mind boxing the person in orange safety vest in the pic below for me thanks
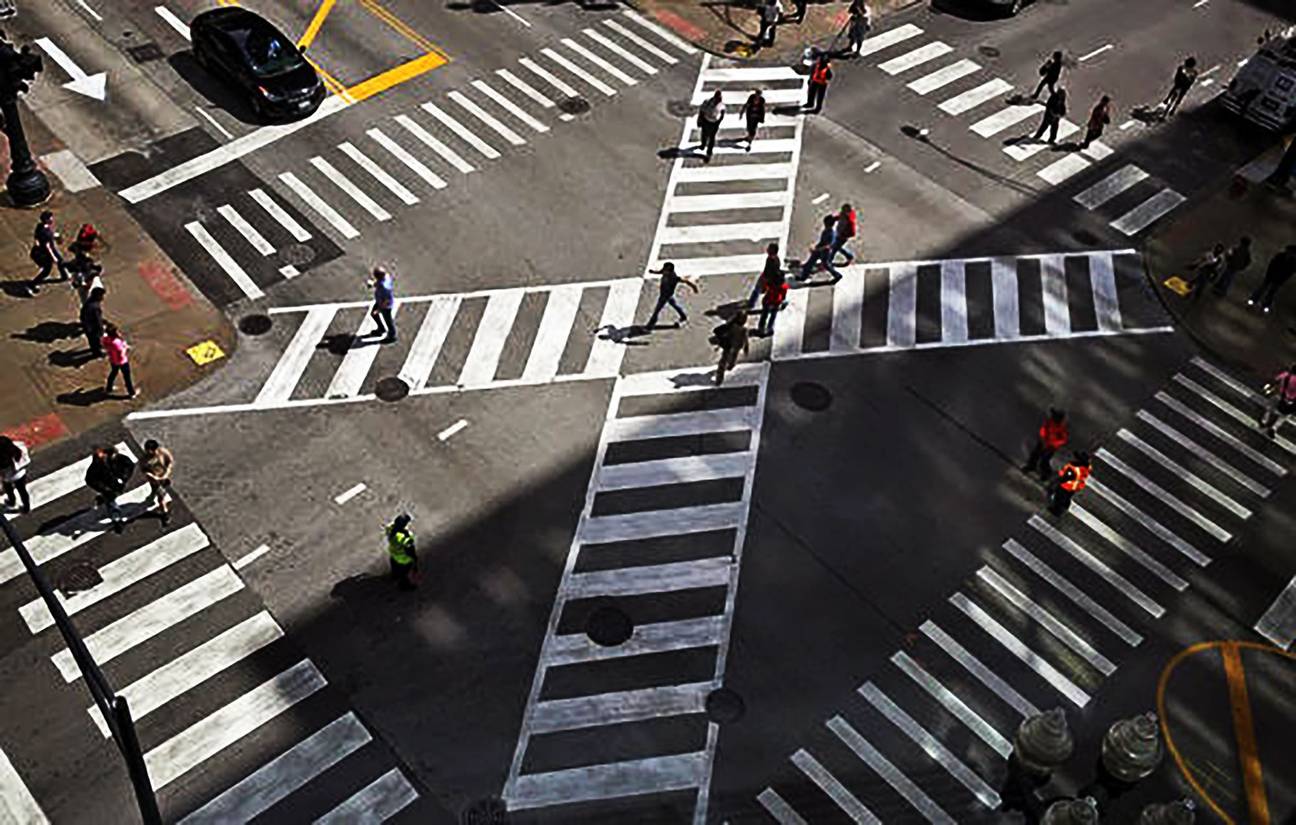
[1048,451,1091,516]
[805,55,833,114]
[1022,408,1069,481]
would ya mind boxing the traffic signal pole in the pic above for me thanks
[0,29,52,206]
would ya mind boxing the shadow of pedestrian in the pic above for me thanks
[1,281,36,299]
[771,103,803,117]
[705,300,750,320]
[48,348,100,368]
[55,386,111,407]
[658,146,700,160]
[594,324,651,345]
[666,369,720,389]
[11,320,84,343]
[318,333,374,356]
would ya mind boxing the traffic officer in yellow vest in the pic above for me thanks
[385,513,419,590]
[1047,451,1091,517]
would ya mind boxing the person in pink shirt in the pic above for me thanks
[1259,364,1296,437]
[101,322,137,399]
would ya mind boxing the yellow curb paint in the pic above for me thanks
[1163,275,1192,296]
[298,0,337,50]
[345,52,449,104]
[185,340,226,366]
[1221,643,1271,825]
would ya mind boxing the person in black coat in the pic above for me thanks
[1032,51,1063,100]
[1031,87,1067,145]
[85,445,135,532]
[80,287,106,358]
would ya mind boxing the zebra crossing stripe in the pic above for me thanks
[991,257,1020,339]
[1069,505,1188,591]
[1028,513,1167,616]
[565,557,732,598]
[891,650,1012,758]
[279,172,360,239]
[618,363,764,395]
[938,78,1013,115]
[396,112,478,172]
[580,502,744,544]
[460,288,526,387]
[248,188,311,242]
[908,59,980,95]
[309,156,393,221]
[397,295,461,390]
[1086,476,1211,567]
[1095,449,1232,542]
[1136,410,1269,497]
[217,205,274,255]
[1004,119,1079,161]
[1088,252,1122,331]
[256,307,338,405]
[314,768,418,824]
[471,79,550,133]
[1155,392,1286,475]
[1255,575,1296,650]
[704,66,802,82]
[609,406,754,440]
[449,90,527,146]
[920,620,1039,717]
[1111,188,1186,235]
[366,128,447,189]
[1174,373,1296,455]
[1074,164,1148,209]
[339,141,420,205]
[1001,538,1143,646]
[518,56,581,99]
[1117,429,1251,519]
[584,28,657,75]
[586,279,641,375]
[1189,357,1268,404]
[326,305,398,399]
[508,752,707,810]
[0,486,154,586]
[8,442,132,514]
[775,287,808,359]
[971,104,1041,138]
[940,260,968,343]
[1038,152,1091,186]
[1041,255,1070,335]
[667,191,790,214]
[977,566,1116,675]
[596,452,750,490]
[690,88,803,105]
[878,41,954,75]
[529,682,711,733]
[828,714,956,824]
[887,264,917,348]
[675,162,794,182]
[521,284,583,382]
[419,101,502,159]
[495,68,562,112]
[791,749,882,824]
[544,615,723,666]
[659,221,783,244]
[855,23,923,58]
[185,222,265,300]
[605,19,678,65]
[542,46,616,96]
[830,267,864,353]
[758,788,808,825]
[621,8,699,54]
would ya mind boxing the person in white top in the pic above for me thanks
[697,90,725,163]
[1,436,32,514]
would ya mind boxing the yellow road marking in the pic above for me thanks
[185,340,226,366]
[305,55,352,102]
[298,0,336,50]
[358,0,448,59]
[344,51,447,103]
[1221,643,1271,825]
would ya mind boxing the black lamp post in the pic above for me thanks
[0,30,51,207]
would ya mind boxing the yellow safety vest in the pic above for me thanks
[386,525,415,565]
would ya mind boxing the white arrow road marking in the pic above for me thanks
[34,38,108,100]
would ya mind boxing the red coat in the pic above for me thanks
[762,280,788,307]
[1039,419,1069,449]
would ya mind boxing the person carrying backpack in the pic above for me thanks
[712,311,750,385]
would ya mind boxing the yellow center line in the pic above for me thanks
[358,0,447,59]
[1221,643,1271,825]
[298,0,336,50]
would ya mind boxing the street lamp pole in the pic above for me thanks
[0,29,51,206]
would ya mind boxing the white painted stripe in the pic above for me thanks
[565,557,731,598]
[878,41,954,75]
[855,23,924,58]
[1004,119,1079,161]
[518,56,581,99]
[774,285,808,359]
[234,543,271,569]
[459,288,525,387]
[791,749,881,824]
[1137,410,1269,497]
[1174,373,1296,455]
[690,89,803,106]
[507,751,705,809]
[828,714,955,823]
[702,66,800,82]
[666,190,791,213]
[1255,574,1296,649]
[397,295,461,390]
[217,205,274,255]
[279,172,360,239]
[280,264,300,278]
[182,713,371,824]
[758,788,808,825]
[585,28,656,75]
[52,565,244,682]
[0,747,48,825]
[940,259,968,343]
[256,307,338,405]
[892,650,1011,758]
[395,113,477,172]
[991,256,1019,339]
[418,102,501,160]
[1074,164,1148,209]
[334,482,367,505]
[340,141,419,204]
[1040,255,1070,335]
[496,68,556,108]
[327,306,398,399]
[0,486,152,586]
[860,683,1001,808]
[580,502,743,544]
[1096,448,1232,541]
[438,418,469,441]
[21,522,210,633]
[185,222,264,300]
[89,611,283,737]
[1082,140,1114,161]
[248,188,311,242]
[605,19,678,65]
[1029,513,1166,616]
[1118,429,1250,518]
[472,79,550,133]
[314,768,418,824]
[449,90,527,146]
[977,566,1116,675]
[907,59,980,94]
[1001,538,1143,645]
[544,615,722,666]
[618,363,765,396]
[1111,188,1186,235]
[1078,44,1113,62]
[1156,391,1286,475]
[1038,153,1091,185]
[609,406,754,440]
[621,8,700,54]
[938,78,1013,115]
[366,128,446,190]
[921,620,1039,717]
[530,682,710,733]
[659,221,783,244]
[1087,252,1122,331]
[155,5,191,40]
[309,156,392,221]
[950,592,1090,707]
[887,264,917,348]
[7,442,133,514]
[1190,357,1267,404]
[542,46,616,96]
[970,104,1042,138]
[585,279,641,375]
[708,113,802,130]
[520,285,583,382]
[1070,506,1187,591]
[597,452,751,490]
[830,266,864,353]
[675,162,793,183]
[145,659,327,790]
[195,106,234,141]
[1086,477,1211,568]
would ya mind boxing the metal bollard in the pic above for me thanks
[1101,711,1164,783]
[1013,707,1074,777]
[1041,796,1100,825]
[1138,798,1196,825]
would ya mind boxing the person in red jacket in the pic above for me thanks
[1048,451,1091,516]
[1022,408,1068,481]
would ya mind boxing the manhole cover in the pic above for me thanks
[279,243,315,268]
[375,376,410,402]
[557,96,590,115]
[666,99,695,117]
[460,797,507,825]
[586,606,634,647]
[978,45,1001,59]
[706,688,745,723]
[127,42,164,63]
[58,562,102,595]
[239,314,273,336]
[790,381,832,411]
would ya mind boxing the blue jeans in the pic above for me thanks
[830,239,855,265]
[800,248,842,281]
[372,307,396,340]
[758,303,780,335]
[647,294,686,326]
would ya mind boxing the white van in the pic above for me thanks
[1223,27,1296,131]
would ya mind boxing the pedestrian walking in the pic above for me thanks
[798,214,844,283]
[67,223,100,285]
[1162,56,1198,117]
[385,513,419,590]
[1258,364,1296,437]
[1079,95,1111,150]
[1032,51,1064,100]
[847,0,872,55]
[748,242,783,308]
[756,266,788,337]
[713,310,750,385]
[1248,244,1296,313]
[368,267,397,343]
[804,55,832,113]
[1185,243,1226,297]
[740,89,765,150]
[697,90,725,162]
[102,322,138,399]
[1021,408,1069,481]
[79,287,106,358]
[27,210,67,296]
[1047,451,1091,517]
[791,0,807,24]
[73,261,105,306]
[757,0,782,47]
[141,439,175,526]
[0,436,32,514]
[830,203,857,265]
[1213,236,1251,297]
[646,263,699,327]
[85,445,135,532]
[1031,87,1067,145]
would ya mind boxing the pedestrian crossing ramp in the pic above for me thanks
[751,356,1292,823]
[504,364,769,821]
[0,445,419,822]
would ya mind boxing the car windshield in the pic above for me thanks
[228,23,305,76]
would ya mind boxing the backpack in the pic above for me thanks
[710,323,732,348]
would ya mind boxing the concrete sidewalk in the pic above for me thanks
[1,110,233,454]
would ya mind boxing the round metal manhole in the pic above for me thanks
[279,243,315,268]
[58,562,102,595]
[790,381,832,411]
[586,606,634,647]
[460,797,507,825]
[557,96,591,116]
[239,314,273,336]
[978,45,1002,59]
[705,688,746,724]
[375,376,410,403]
[666,99,695,118]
